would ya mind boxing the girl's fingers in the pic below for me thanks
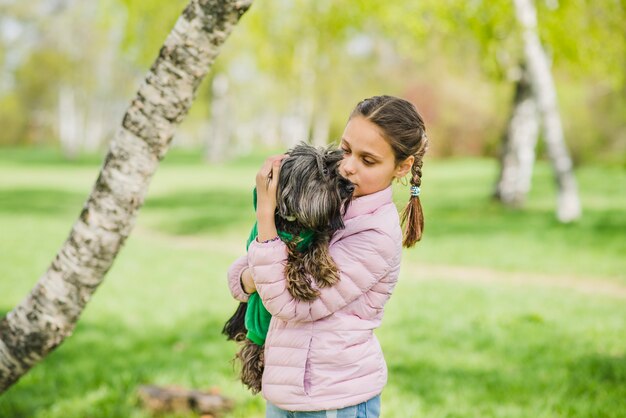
[257,154,287,189]
[258,155,282,175]
[270,158,281,179]
[264,160,281,190]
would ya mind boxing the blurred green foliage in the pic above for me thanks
[0,0,624,163]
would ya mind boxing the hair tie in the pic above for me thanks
[410,185,420,197]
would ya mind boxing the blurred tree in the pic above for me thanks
[496,0,581,222]
[363,0,592,220]
[0,1,59,145]
[116,0,189,69]
[13,48,73,145]
[1,0,623,159]
[0,0,252,392]
[0,0,137,152]
[46,1,140,157]
[494,64,540,206]
[205,72,234,162]
[207,0,399,155]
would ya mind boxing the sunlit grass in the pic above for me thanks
[0,148,624,417]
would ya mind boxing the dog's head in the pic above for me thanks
[276,142,354,233]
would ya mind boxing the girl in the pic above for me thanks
[227,95,428,417]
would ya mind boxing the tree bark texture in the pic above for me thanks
[0,0,252,393]
[513,0,581,222]
[494,65,540,206]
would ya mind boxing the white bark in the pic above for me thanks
[495,65,540,205]
[0,0,252,393]
[513,0,581,222]
[297,38,315,145]
[312,110,330,147]
[205,73,232,162]
[258,112,280,148]
[58,84,83,159]
[234,122,254,155]
[280,112,309,147]
[280,39,316,147]
[83,103,105,153]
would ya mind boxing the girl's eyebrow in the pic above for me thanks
[341,138,382,160]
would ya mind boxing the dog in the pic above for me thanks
[222,142,354,393]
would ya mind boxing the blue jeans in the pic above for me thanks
[266,395,381,418]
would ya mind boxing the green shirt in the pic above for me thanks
[244,189,314,345]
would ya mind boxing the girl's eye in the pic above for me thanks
[363,159,375,166]
[341,148,351,155]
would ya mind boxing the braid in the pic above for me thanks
[400,134,428,247]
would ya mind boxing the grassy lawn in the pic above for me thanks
[0,148,624,417]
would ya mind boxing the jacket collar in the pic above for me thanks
[344,186,393,220]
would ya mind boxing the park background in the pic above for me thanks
[0,0,625,416]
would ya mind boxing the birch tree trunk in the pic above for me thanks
[0,0,252,393]
[58,84,83,159]
[494,64,540,205]
[311,109,330,147]
[513,0,581,222]
[204,73,232,162]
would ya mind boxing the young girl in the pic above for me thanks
[227,95,428,417]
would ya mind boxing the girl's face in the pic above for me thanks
[339,116,413,198]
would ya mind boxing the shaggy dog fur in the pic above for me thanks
[222,142,354,393]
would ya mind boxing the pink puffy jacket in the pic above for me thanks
[227,186,402,411]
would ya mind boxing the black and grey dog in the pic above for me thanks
[222,142,354,393]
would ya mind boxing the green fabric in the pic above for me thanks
[244,188,315,346]
[244,293,270,345]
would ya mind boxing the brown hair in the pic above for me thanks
[350,95,429,247]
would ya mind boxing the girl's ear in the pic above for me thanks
[395,155,415,179]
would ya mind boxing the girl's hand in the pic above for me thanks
[241,268,256,294]
[255,154,286,214]
[255,154,286,241]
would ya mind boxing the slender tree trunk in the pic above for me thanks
[494,64,540,205]
[513,0,581,222]
[58,84,82,159]
[312,109,330,147]
[83,103,105,153]
[204,73,232,162]
[280,38,316,147]
[258,111,280,148]
[0,0,252,393]
[235,122,255,156]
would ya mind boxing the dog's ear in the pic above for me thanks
[328,210,345,231]
[304,237,340,288]
[323,148,343,171]
[276,154,296,219]
[285,243,320,301]
[222,303,248,341]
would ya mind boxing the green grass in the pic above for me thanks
[0,148,624,417]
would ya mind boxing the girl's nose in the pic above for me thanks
[340,158,355,176]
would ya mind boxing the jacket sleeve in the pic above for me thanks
[248,229,398,322]
[227,254,251,302]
